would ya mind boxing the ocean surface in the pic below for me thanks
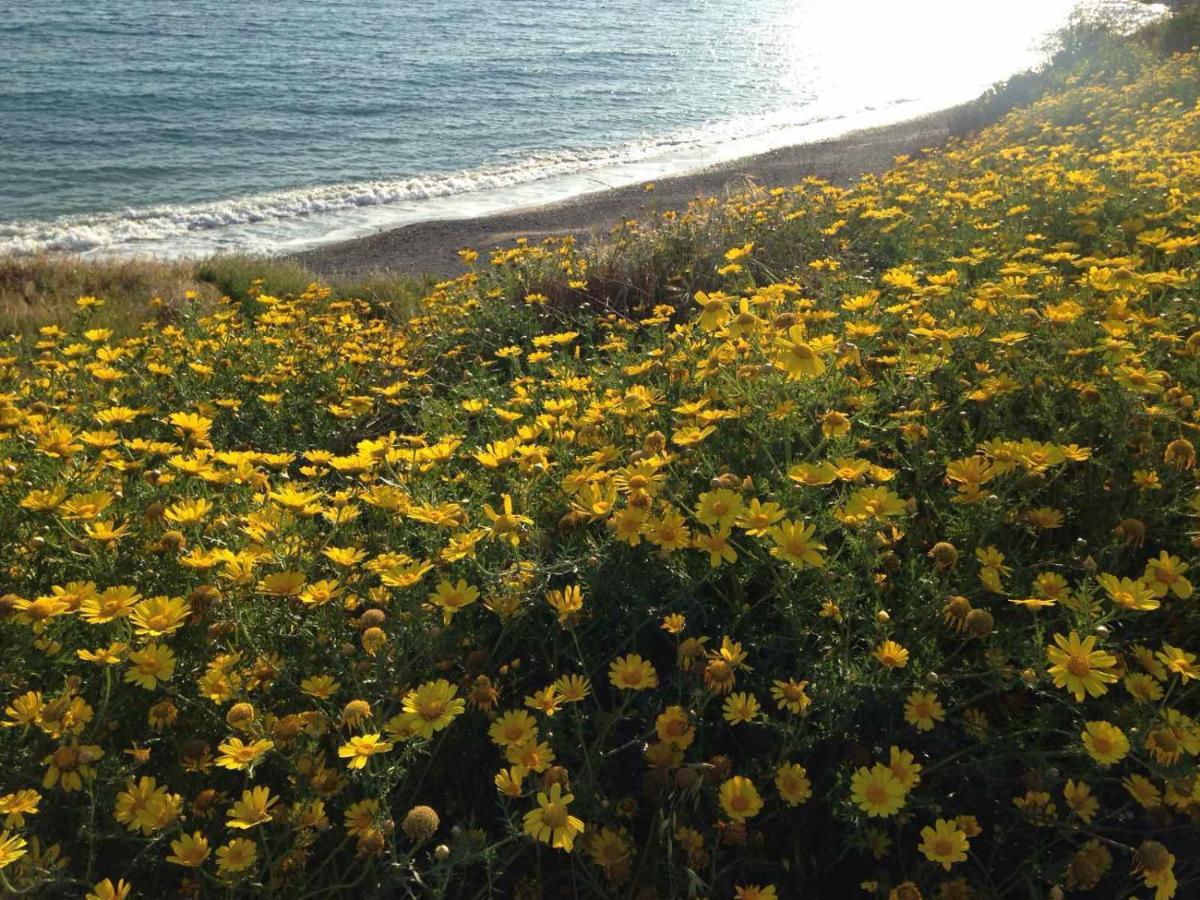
[0,0,1167,258]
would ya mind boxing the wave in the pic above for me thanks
[0,0,1167,260]
[0,102,908,258]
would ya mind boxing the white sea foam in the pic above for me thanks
[0,0,1167,260]
[0,100,933,258]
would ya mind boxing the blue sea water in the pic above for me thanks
[0,0,1166,257]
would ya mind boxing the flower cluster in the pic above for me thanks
[2,48,1200,899]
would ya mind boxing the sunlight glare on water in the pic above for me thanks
[0,0,1167,257]
[767,0,1151,111]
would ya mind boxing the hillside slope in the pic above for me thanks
[1,48,1200,899]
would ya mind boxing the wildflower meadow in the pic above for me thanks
[2,43,1200,900]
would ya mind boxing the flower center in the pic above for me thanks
[1067,656,1091,677]
[542,802,569,828]
[419,699,445,719]
[54,747,80,770]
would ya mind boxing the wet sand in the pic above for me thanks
[294,104,970,279]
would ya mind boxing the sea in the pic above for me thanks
[0,0,1167,258]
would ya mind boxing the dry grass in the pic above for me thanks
[0,253,433,334]
[0,255,218,333]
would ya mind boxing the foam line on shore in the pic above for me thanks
[0,97,939,258]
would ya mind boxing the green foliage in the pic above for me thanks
[1,29,1200,900]
[195,255,318,304]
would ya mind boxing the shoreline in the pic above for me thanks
[292,102,973,280]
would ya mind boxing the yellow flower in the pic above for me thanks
[1143,551,1192,599]
[78,642,127,665]
[300,674,341,699]
[0,829,28,870]
[216,737,274,771]
[644,509,692,550]
[672,424,716,447]
[42,742,103,791]
[429,578,480,624]
[1133,841,1176,899]
[694,488,744,529]
[489,710,539,748]
[483,493,532,546]
[1082,720,1130,766]
[338,733,395,769]
[735,886,778,900]
[1064,779,1098,824]
[768,520,826,568]
[1124,774,1162,809]
[655,706,695,749]
[114,776,180,836]
[80,586,141,624]
[694,527,737,568]
[838,487,907,525]
[775,763,812,806]
[10,594,70,627]
[694,290,731,331]
[129,595,190,638]
[608,654,658,691]
[86,879,132,900]
[401,679,465,738]
[84,519,130,544]
[3,690,43,728]
[268,485,324,515]
[0,789,39,828]
[735,499,786,536]
[1046,631,1118,701]
[851,764,907,818]
[821,410,852,438]
[166,830,210,867]
[495,765,528,798]
[1096,573,1159,612]
[216,838,257,875]
[124,644,175,690]
[1124,672,1164,704]
[546,585,585,625]
[875,640,909,670]
[163,497,213,526]
[323,545,368,567]
[1156,643,1198,682]
[298,579,342,607]
[904,691,944,731]
[788,461,838,486]
[226,786,277,829]
[774,325,826,379]
[718,776,763,822]
[608,505,648,546]
[167,411,212,444]
[524,685,563,717]
[522,783,584,852]
[721,692,761,725]
[660,613,686,634]
[887,746,922,791]
[918,819,969,870]
[583,826,633,882]
[257,570,307,597]
[553,674,591,703]
[343,799,380,837]
[771,678,811,714]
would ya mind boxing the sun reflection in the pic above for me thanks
[767,0,1168,112]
